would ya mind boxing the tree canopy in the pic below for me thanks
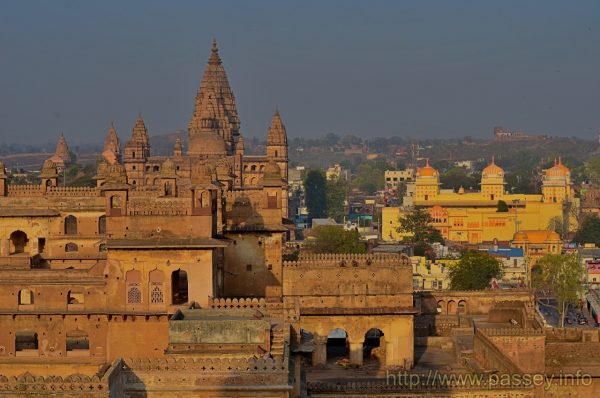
[574,216,600,246]
[533,253,584,327]
[397,208,444,244]
[304,169,327,219]
[397,207,445,258]
[325,177,347,223]
[309,225,366,254]
[440,167,479,191]
[449,250,503,290]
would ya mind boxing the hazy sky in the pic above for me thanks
[1,1,600,145]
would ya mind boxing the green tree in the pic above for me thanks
[350,158,388,195]
[574,216,600,246]
[584,155,600,185]
[440,167,478,191]
[309,226,366,254]
[326,177,347,223]
[397,208,444,244]
[547,216,564,238]
[449,250,503,290]
[304,169,327,219]
[533,253,584,327]
[496,200,509,212]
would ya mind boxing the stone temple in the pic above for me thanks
[0,41,416,397]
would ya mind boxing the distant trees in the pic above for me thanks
[309,226,366,254]
[440,167,479,191]
[547,216,564,238]
[584,155,600,185]
[325,178,347,223]
[533,253,584,327]
[574,216,600,246]
[449,250,503,290]
[304,170,327,219]
[350,158,388,195]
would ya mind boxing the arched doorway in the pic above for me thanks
[64,215,78,235]
[436,300,446,314]
[171,269,188,305]
[458,300,467,315]
[326,328,348,362]
[364,328,384,361]
[447,300,457,315]
[10,231,28,254]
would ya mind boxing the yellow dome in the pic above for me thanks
[545,157,570,177]
[482,156,504,177]
[417,159,438,177]
[512,230,560,243]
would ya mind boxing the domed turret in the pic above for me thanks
[416,159,438,177]
[482,156,504,177]
[263,160,282,187]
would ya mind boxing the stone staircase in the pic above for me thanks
[270,323,286,357]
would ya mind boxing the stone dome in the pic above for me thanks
[263,161,282,186]
[188,130,227,157]
[161,158,177,177]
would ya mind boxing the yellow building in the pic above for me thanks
[382,157,577,244]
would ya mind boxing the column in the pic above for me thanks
[1,239,9,256]
[385,340,396,367]
[312,336,327,366]
[349,341,364,366]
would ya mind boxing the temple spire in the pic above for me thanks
[188,40,240,156]
[267,108,287,146]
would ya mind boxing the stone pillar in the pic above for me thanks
[349,341,364,366]
[385,340,396,367]
[291,354,302,398]
[1,239,9,256]
[312,336,327,366]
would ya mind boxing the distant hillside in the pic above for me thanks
[149,131,187,156]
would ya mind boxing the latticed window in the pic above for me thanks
[150,285,164,304]
[127,287,141,304]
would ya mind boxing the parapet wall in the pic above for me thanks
[285,253,410,268]
[124,355,288,373]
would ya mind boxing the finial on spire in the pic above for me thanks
[491,155,495,164]
[425,158,430,166]
[208,38,221,65]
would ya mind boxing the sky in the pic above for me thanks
[1,0,600,145]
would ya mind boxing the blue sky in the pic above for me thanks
[1,0,599,144]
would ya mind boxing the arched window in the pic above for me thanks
[66,330,89,354]
[9,230,28,254]
[65,242,78,253]
[326,328,348,361]
[275,150,278,157]
[153,165,160,172]
[64,215,78,235]
[98,215,107,234]
[126,269,142,304]
[18,289,34,305]
[149,269,165,305]
[171,269,188,305]
[364,329,384,360]
[251,165,257,171]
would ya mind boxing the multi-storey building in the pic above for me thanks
[382,157,577,244]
